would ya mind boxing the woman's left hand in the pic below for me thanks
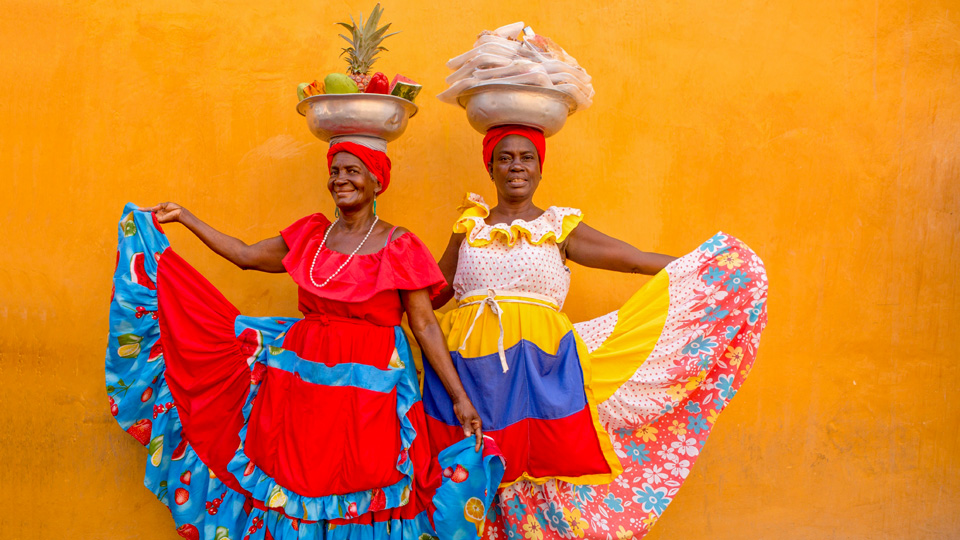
[453,395,484,452]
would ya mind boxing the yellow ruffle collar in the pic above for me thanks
[453,192,583,247]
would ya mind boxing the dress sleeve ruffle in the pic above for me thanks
[280,213,332,273]
[285,224,447,303]
[452,192,583,247]
[379,232,447,299]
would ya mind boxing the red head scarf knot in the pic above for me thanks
[326,141,392,195]
[482,125,546,172]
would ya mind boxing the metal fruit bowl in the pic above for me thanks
[456,83,577,137]
[296,94,418,142]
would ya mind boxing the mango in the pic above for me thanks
[324,73,359,94]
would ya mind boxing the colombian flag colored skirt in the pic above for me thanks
[421,234,768,539]
[106,206,505,540]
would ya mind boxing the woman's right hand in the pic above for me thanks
[136,202,287,272]
[453,394,484,452]
[140,202,189,224]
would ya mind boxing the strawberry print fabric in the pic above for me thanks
[106,204,504,540]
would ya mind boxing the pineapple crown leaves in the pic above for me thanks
[336,3,399,72]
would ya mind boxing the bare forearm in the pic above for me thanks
[431,287,455,310]
[402,287,483,448]
[566,223,676,275]
[179,210,256,269]
[627,251,677,275]
[412,321,468,402]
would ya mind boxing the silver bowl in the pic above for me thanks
[456,83,577,137]
[296,94,418,142]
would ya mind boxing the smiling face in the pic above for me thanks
[328,152,381,211]
[487,134,542,202]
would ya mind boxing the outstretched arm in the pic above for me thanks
[142,202,289,273]
[402,287,483,451]
[564,223,676,275]
[431,232,466,309]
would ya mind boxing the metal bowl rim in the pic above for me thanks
[296,93,419,118]
[455,83,577,115]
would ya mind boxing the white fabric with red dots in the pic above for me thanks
[573,311,620,353]
[453,212,577,309]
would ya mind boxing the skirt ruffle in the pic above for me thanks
[423,232,767,540]
[107,205,504,540]
[424,293,622,488]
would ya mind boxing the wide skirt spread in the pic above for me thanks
[420,233,768,539]
[106,206,504,540]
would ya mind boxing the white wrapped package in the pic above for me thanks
[475,71,553,87]
[474,60,546,81]
[446,41,521,70]
[555,83,593,109]
[439,22,594,109]
[542,60,591,83]
[437,70,555,105]
[437,77,480,104]
[446,53,513,85]
[549,72,594,99]
[488,21,525,38]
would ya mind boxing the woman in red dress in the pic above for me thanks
[106,138,496,540]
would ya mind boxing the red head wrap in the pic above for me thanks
[326,141,392,194]
[482,125,546,172]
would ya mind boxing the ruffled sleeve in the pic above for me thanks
[280,213,332,275]
[378,232,447,299]
[283,216,446,303]
[452,192,583,247]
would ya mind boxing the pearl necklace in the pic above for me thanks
[309,215,380,289]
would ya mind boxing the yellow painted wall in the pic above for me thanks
[1,0,957,537]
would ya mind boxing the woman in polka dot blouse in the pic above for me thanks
[417,124,769,539]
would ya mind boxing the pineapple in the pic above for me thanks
[337,3,398,92]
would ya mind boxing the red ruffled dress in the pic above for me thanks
[106,208,507,540]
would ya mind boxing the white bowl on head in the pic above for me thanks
[456,83,577,137]
[296,94,418,142]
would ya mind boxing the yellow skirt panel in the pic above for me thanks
[589,270,671,404]
[439,293,623,487]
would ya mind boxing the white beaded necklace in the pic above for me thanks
[309,215,380,289]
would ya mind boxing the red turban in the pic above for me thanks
[327,141,392,194]
[482,125,546,172]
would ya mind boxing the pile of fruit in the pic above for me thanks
[437,22,594,109]
[297,4,421,103]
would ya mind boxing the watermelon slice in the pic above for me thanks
[130,252,156,290]
[239,328,264,366]
[171,438,188,460]
[389,74,416,92]
[148,340,163,363]
[390,74,422,102]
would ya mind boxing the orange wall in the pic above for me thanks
[1,0,958,538]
